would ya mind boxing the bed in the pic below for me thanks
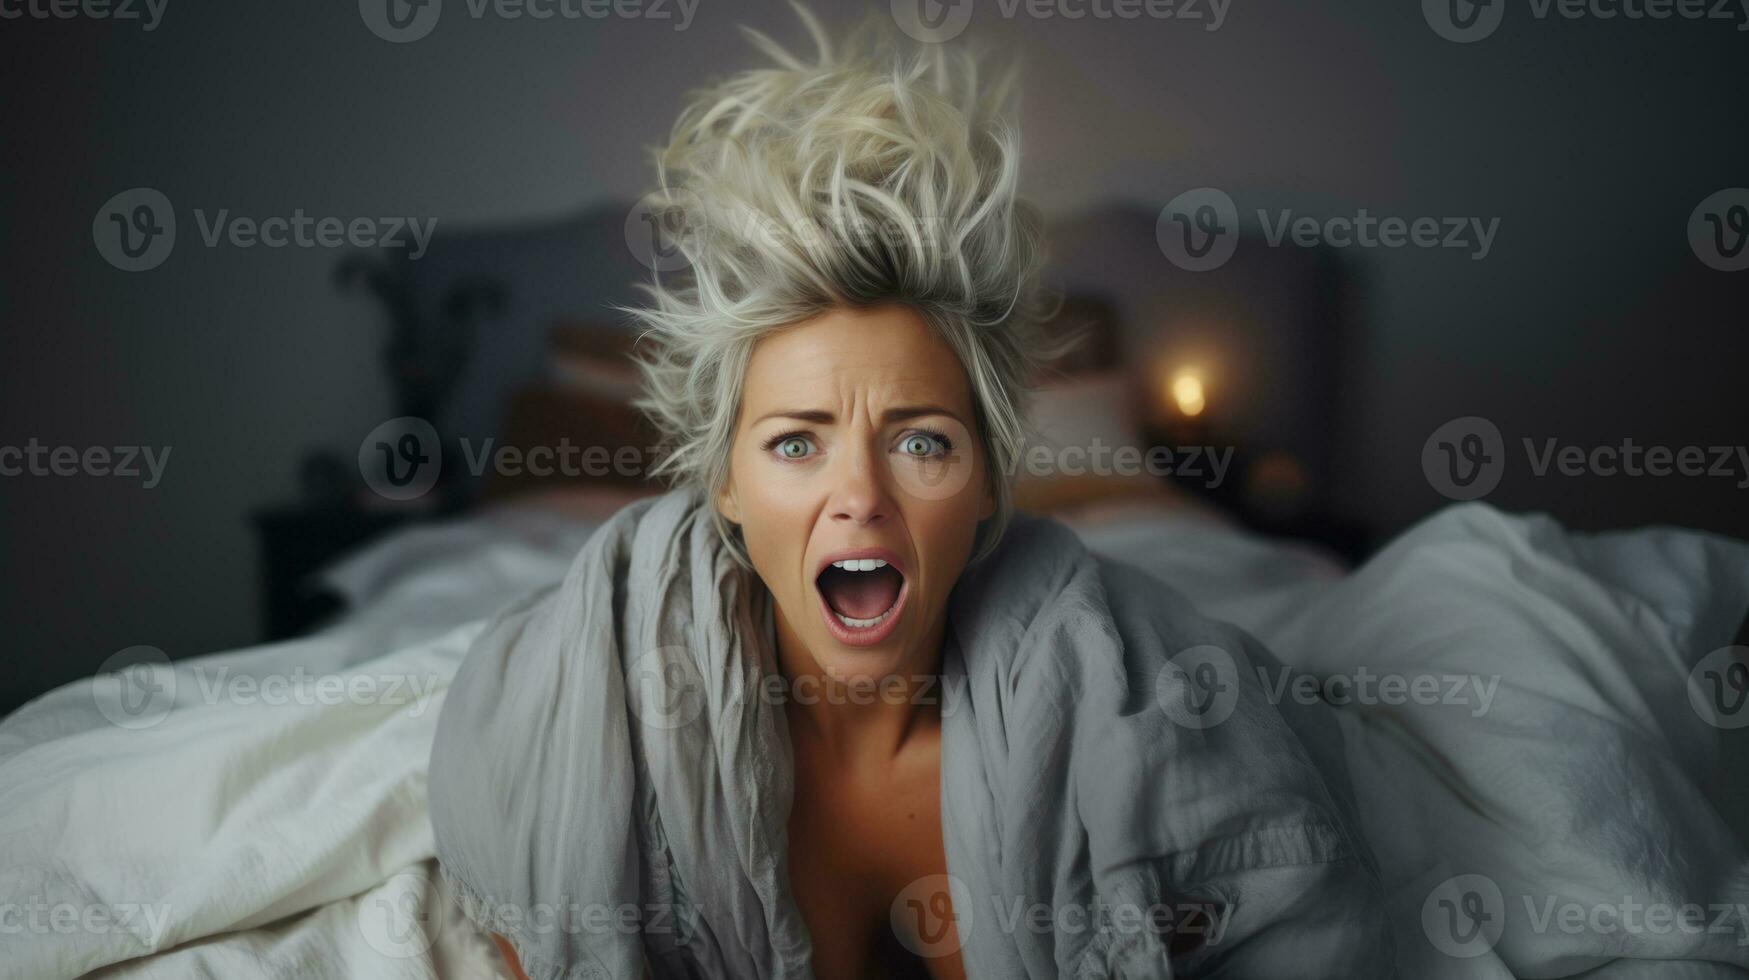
[5,487,1747,978]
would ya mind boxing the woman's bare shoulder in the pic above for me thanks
[491,933,530,980]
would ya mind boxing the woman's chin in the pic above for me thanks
[809,644,911,688]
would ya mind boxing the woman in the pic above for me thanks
[429,8,1391,978]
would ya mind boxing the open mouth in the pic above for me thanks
[814,551,908,647]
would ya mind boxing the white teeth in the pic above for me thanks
[835,609,891,629]
[829,558,889,572]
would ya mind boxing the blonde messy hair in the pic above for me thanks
[625,3,1050,563]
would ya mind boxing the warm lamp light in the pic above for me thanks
[1169,370,1206,418]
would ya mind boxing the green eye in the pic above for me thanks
[901,434,939,457]
[776,436,812,459]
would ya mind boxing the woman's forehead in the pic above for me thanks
[741,307,972,412]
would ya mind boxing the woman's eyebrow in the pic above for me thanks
[750,405,965,426]
[881,405,963,426]
[752,409,835,426]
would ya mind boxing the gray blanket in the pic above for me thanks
[429,489,1393,978]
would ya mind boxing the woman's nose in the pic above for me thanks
[827,445,893,527]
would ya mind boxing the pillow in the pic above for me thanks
[1015,371,1168,513]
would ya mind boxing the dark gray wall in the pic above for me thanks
[3,0,1745,710]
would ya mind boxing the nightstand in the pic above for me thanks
[251,503,419,640]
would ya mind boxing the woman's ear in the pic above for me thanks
[715,479,742,525]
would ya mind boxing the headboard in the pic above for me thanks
[339,202,1351,518]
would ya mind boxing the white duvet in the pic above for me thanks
[2,502,1746,979]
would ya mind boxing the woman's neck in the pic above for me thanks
[771,602,946,765]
